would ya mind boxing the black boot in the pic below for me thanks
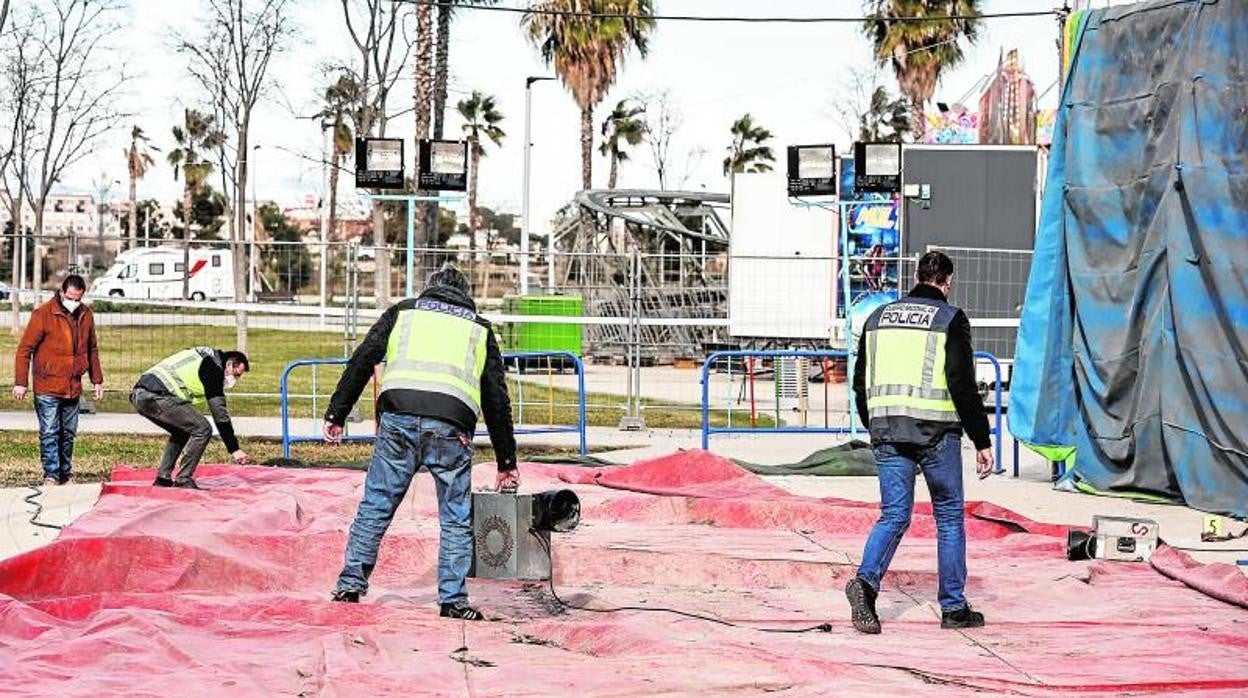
[174,478,202,490]
[941,605,985,629]
[153,477,174,487]
[330,589,361,603]
[845,577,881,634]
[439,602,484,621]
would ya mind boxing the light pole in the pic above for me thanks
[521,76,554,296]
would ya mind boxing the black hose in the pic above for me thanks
[23,484,64,531]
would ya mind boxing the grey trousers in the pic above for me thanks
[130,386,213,482]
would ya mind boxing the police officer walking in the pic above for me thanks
[323,264,517,621]
[131,347,252,489]
[846,251,994,634]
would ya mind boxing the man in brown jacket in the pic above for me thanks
[13,275,104,486]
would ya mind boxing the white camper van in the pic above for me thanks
[90,246,234,301]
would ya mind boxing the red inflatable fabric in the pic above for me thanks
[1,451,1246,697]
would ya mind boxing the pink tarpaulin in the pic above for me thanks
[1,452,1246,696]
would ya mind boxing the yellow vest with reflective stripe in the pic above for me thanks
[864,300,959,425]
[147,347,210,406]
[381,305,488,415]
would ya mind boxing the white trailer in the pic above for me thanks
[90,246,234,301]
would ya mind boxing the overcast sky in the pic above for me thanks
[64,0,1095,235]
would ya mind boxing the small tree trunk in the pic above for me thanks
[328,152,341,246]
[468,142,480,287]
[128,175,138,250]
[911,100,927,143]
[413,3,433,279]
[608,152,619,190]
[234,128,250,354]
[580,106,594,191]
[433,3,452,140]
[9,200,22,334]
[32,206,43,295]
[182,179,192,300]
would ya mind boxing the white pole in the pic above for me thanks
[521,76,554,297]
[520,81,534,296]
[318,126,330,321]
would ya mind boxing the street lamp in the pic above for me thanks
[521,75,555,296]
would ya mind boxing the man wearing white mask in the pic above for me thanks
[131,348,252,489]
[13,275,104,486]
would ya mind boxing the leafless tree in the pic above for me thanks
[830,66,912,145]
[338,0,414,306]
[10,0,128,303]
[0,1,11,36]
[1,7,48,332]
[180,0,291,353]
[637,89,681,190]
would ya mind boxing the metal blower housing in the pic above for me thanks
[469,490,580,580]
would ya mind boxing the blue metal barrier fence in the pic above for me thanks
[280,351,588,458]
[700,349,1006,474]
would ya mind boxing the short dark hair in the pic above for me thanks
[916,251,954,286]
[426,263,471,296]
[222,351,250,372]
[62,274,86,292]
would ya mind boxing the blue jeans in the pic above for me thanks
[336,413,474,605]
[857,432,968,611]
[34,395,80,483]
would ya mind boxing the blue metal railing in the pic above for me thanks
[700,349,1007,474]
[280,351,588,458]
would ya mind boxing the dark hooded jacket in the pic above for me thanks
[324,285,517,471]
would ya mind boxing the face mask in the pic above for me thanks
[224,374,238,390]
[61,299,81,313]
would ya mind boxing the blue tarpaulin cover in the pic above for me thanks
[1010,0,1248,518]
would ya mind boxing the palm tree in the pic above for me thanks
[457,91,505,282]
[433,0,501,139]
[125,126,158,250]
[860,86,912,142]
[523,0,656,191]
[722,113,775,176]
[863,0,983,142]
[167,109,224,299]
[599,99,645,189]
[317,74,361,246]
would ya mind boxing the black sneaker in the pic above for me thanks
[330,589,361,603]
[845,577,881,634]
[153,477,174,487]
[941,605,985,629]
[174,479,202,490]
[439,603,484,621]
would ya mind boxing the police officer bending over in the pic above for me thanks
[324,264,517,621]
[846,251,994,634]
[131,348,251,489]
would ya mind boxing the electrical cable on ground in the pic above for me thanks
[393,1,1056,25]
[534,532,832,633]
[23,484,64,531]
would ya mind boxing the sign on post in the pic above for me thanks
[418,139,468,192]
[355,138,405,189]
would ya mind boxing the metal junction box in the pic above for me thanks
[470,492,552,580]
[1093,515,1159,562]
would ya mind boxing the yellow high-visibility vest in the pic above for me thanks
[147,347,212,406]
[864,299,959,425]
[380,301,488,415]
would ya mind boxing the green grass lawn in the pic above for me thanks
[1,325,771,429]
[0,431,595,486]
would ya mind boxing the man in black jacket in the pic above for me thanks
[845,251,994,634]
[323,264,516,620]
